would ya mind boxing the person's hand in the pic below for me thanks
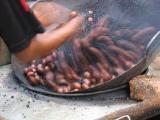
[16,2,83,63]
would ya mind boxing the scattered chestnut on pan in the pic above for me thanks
[24,14,156,94]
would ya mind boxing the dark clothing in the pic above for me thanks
[0,0,44,53]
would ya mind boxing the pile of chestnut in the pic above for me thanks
[24,15,156,93]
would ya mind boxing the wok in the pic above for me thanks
[12,0,160,96]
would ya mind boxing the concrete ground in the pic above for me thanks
[0,54,159,120]
[0,65,135,120]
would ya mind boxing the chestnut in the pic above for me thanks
[42,59,47,65]
[63,87,70,93]
[57,87,64,93]
[72,89,79,92]
[32,68,37,73]
[37,64,44,73]
[84,72,91,79]
[45,71,54,81]
[114,67,125,75]
[31,64,36,69]
[34,73,38,76]
[35,75,40,81]
[27,71,34,77]
[49,63,55,70]
[44,66,50,72]
[88,17,93,22]
[73,82,81,90]
[82,83,90,89]
[83,79,91,86]
[29,76,39,86]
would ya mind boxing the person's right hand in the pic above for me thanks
[16,10,83,63]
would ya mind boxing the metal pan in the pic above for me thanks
[12,0,160,96]
[11,31,160,97]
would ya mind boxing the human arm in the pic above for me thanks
[0,0,83,63]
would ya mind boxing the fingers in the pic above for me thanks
[15,13,83,64]
[45,11,80,32]
[47,15,83,41]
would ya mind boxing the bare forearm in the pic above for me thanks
[15,16,83,63]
